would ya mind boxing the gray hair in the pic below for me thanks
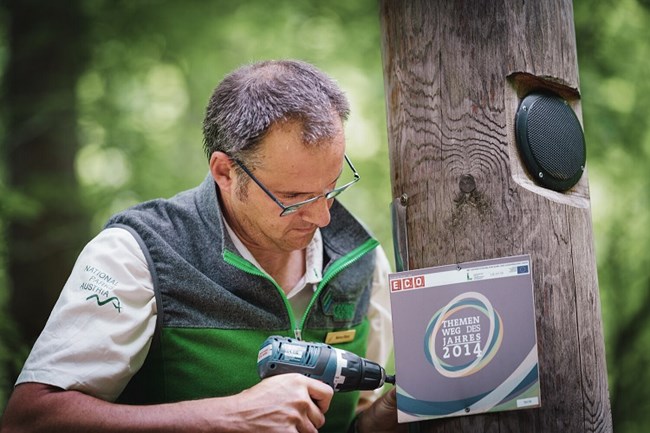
[202,60,350,165]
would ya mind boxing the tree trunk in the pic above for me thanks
[379,1,612,432]
[2,0,90,355]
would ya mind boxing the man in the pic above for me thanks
[1,60,401,432]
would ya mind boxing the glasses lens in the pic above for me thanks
[280,205,300,216]
[276,155,359,217]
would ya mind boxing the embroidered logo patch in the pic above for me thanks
[332,303,355,321]
[321,290,356,321]
[79,265,122,313]
[86,294,122,313]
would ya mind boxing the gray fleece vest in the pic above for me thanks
[107,174,378,432]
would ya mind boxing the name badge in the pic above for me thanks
[325,329,356,345]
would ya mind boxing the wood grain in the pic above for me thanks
[380,0,612,431]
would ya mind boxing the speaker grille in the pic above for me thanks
[515,92,586,191]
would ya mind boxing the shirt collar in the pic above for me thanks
[221,217,323,295]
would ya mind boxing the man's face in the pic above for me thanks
[224,119,346,253]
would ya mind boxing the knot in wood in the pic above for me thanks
[459,174,476,194]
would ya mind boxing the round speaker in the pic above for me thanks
[515,92,586,192]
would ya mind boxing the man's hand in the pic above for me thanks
[224,373,334,433]
[356,388,407,433]
[1,376,333,433]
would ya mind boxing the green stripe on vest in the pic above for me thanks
[157,320,369,433]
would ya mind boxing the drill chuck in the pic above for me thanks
[257,336,394,392]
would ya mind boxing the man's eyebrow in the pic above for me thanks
[276,166,344,196]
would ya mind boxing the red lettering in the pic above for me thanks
[391,276,426,292]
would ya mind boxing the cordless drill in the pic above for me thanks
[257,335,395,392]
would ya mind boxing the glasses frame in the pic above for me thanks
[232,154,360,216]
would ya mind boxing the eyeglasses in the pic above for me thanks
[232,154,360,216]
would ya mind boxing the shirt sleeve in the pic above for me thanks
[358,244,394,409]
[16,227,156,402]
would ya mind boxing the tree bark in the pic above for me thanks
[380,1,612,432]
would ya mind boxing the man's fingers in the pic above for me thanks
[382,387,398,409]
[242,374,334,431]
[300,377,333,429]
[307,378,334,414]
[301,402,326,432]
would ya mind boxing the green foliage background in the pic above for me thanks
[0,1,649,431]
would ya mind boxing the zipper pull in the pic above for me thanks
[294,328,302,340]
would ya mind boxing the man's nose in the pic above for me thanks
[301,196,332,227]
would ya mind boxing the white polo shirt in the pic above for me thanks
[17,225,393,406]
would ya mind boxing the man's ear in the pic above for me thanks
[209,151,235,193]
